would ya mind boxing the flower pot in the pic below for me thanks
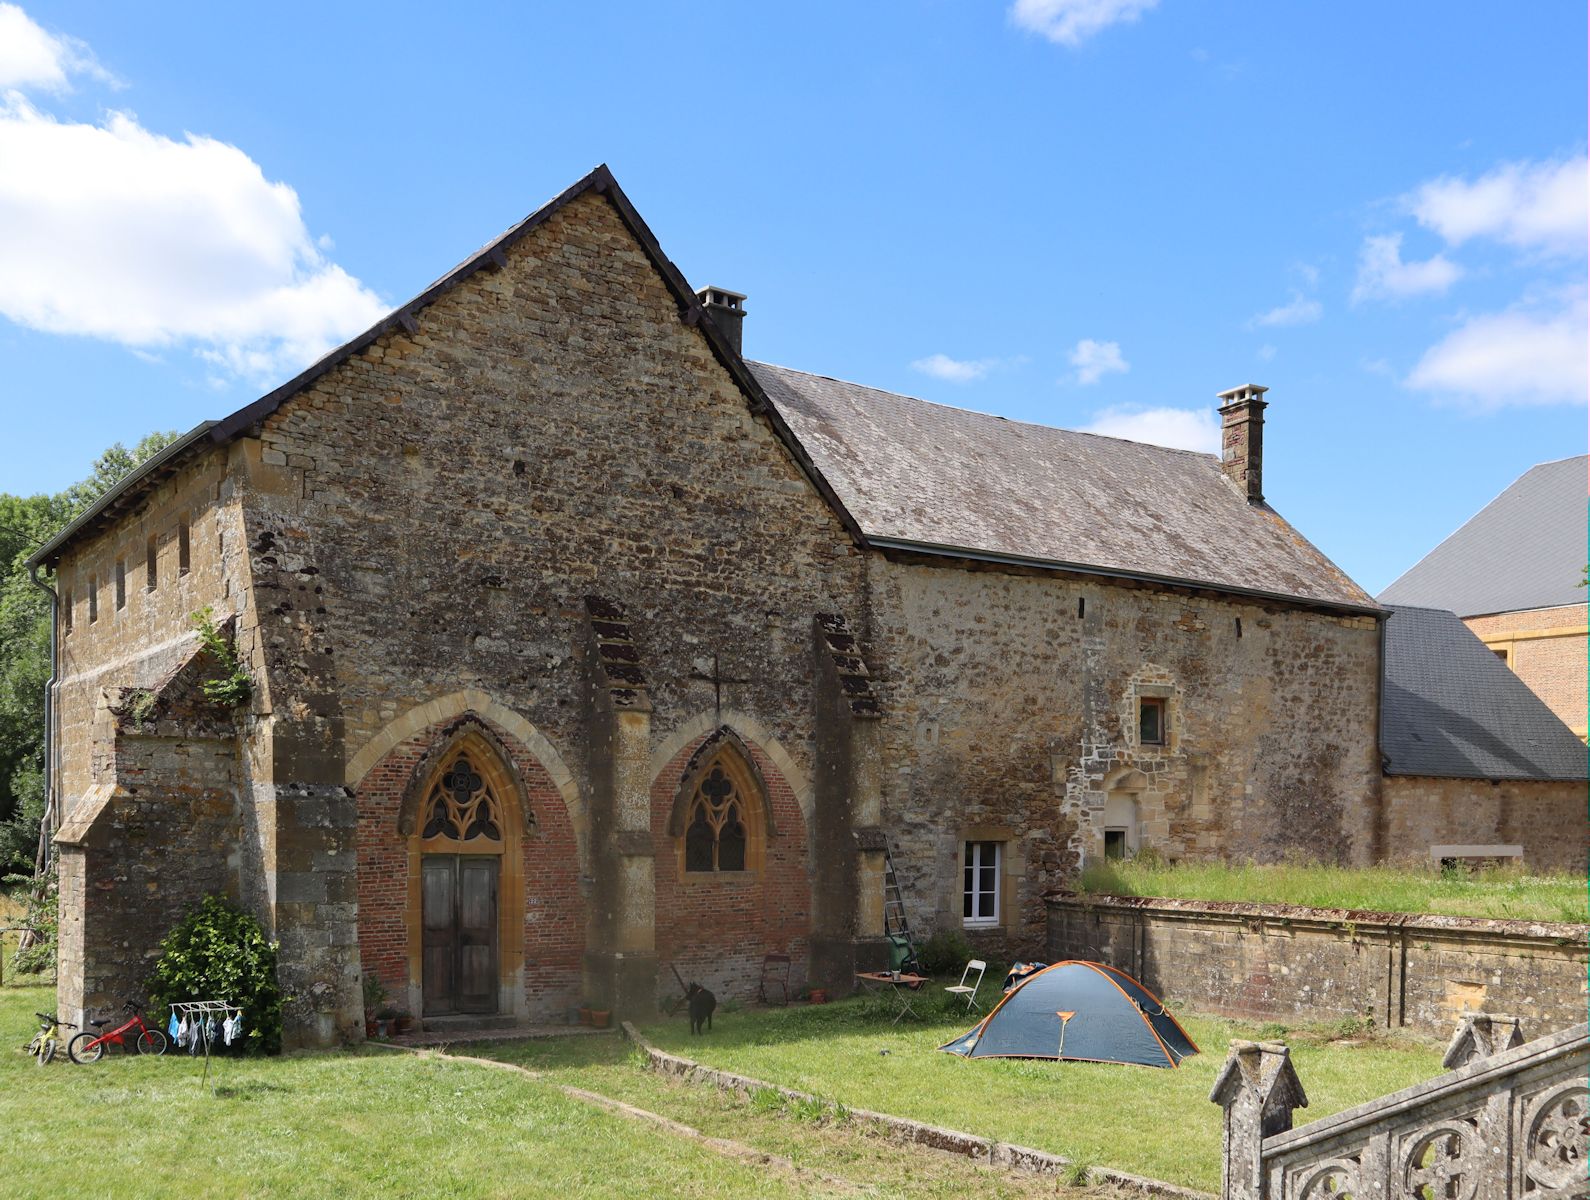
[365,1018,378,1038]
[375,1019,390,1038]
[808,989,829,1005]
[590,1010,612,1029]
[578,1006,593,1026]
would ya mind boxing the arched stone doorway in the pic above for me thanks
[403,728,527,1017]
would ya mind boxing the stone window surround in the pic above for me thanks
[674,744,769,885]
[1125,676,1181,755]
[956,826,1022,933]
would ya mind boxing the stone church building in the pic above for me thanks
[33,166,1388,1047]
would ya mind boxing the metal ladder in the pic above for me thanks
[882,845,918,969]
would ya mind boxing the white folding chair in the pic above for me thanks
[945,959,986,1012]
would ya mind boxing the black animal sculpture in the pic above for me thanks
[686,982,716,1035]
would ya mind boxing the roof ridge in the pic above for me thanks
[749,360,1220,461]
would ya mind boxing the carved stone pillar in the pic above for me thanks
[1210,1039,1308,1200]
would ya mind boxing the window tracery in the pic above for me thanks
[681,755,763,874]
[420,752,503,846]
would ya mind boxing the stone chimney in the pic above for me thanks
[695,286,747,356]
[1217,384,1269,504]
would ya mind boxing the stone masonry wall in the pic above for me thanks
[1048,894,1589,1038]
[1465,603,1588,737]
[1382,775,1588,874]
[53,450,241,830]
[871,555,1383,963]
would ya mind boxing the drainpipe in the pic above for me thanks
[25,561,57,881]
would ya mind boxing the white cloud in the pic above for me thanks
[1068,338,1128,385]
[912,353,1003,383]
[0,3,113,91]
[1351,233,1463,303]
[1410,154,1587,256]
[1009,0,1158,47]
[1082,406,1220,453]
[1256,344,1277,362]
[0,93,388,383]
[1247,291,1322,329]
[1405,293,1587,408]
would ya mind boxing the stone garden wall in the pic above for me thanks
[1047,893,1588,1037]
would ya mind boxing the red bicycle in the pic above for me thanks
[68,1001,168,1063]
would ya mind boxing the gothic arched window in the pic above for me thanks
[420,751,504,850]
[680,753,764,874]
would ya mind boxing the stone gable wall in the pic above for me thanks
[870,557,1383,962]
[1382,775,1588,874]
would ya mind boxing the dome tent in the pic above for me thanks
[939,960,1198,1068]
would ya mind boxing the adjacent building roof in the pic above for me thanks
[752,362,1376,612]
[1381,604,1588,780]
[1378,456,1589,617]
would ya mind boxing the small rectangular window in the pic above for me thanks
[63,590,73,633]
[178,519,191,575]
[1104,829,1127,860]
[1139,697,1166,746]
[962,840,1001,927]
[88,576,98,624]
[115,559,126,610]
[1491,647,1510,667]
[146,534,158,591]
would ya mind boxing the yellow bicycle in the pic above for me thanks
[25,1011,74,1066]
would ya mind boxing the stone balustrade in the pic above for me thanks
[1212,1013,1589,1199]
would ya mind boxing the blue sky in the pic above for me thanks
[0,1,1584,593]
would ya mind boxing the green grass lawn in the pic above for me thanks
[0,979,812,1200]
[1077,858,1588,923]
[624,993,1446,1193]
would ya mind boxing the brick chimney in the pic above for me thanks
[695,286,747,355]
[1217,384,1269,504]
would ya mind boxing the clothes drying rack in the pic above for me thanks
[171,999,235,1091]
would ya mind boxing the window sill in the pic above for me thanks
[679,870,761,886]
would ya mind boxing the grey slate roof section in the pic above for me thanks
[1381,604,1588,780]
[1378,456,1589,617]
[750,362,1376,612]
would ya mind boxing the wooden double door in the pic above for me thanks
[422,855,499,1015]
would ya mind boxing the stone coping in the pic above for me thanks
[1045,890,1590,941]
[620,1021,1211,1200]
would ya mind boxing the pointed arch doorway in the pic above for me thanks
[407,733,527,1017]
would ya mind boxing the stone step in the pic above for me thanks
[420,1013,522,1033]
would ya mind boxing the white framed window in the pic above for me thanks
[963,840,1000,927]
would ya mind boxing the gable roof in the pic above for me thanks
[1378,456,1589,617]
[1381,604,1588,780]
[28,166,1375,618]
[751,362,1377,613]
[28,165,863,569]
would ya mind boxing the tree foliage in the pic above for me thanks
[0,431,179,872]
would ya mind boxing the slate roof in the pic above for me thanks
[751,362,1376,612]
[1381,604,1588,780]
[1378,456,1589,617]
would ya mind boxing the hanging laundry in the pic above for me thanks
[168,1011,180,1041]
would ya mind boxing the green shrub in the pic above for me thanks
[148,894,283,1054]
[916,928,974,976]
